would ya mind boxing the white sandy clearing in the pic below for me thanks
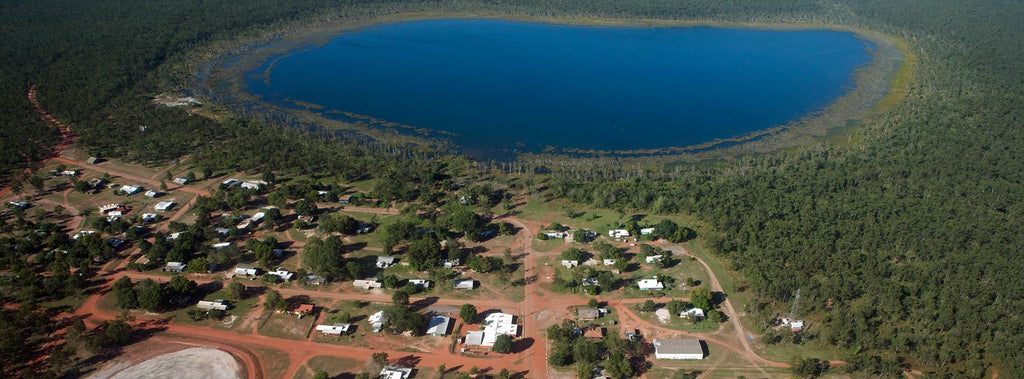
[655,308,671,324]
[90,347,241,379]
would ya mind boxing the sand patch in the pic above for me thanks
[655,308,671,324]
[90,347,241,379]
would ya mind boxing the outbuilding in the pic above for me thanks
[653,338,705,360]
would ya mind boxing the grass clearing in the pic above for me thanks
[257,309,317,340]
[293,356,362,379]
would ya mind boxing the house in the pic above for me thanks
[581,278,599,286]
[625,329,640,341]
[221,179,241,187]
[379,365,412,379]
[144,190,162,198]
[165,261,186,272]
[234,265,260,276]
[316,324,352,335]
[172,177,189,185]
[240,181,265,191]
[7,201,30,209]
[680,308,705,320]
[288,303,314,317]
[653,338,705,360]
[543,230,568,239]
[640,228,655,235]
[211,242,231,249]
[645,255,663,264]
[105,238,125,248]
[781,318,805,332]
[376,256,397,268]
[603,259,617,266]
[561,260,579,268]
[338,195,352,204]
[306,275,327,285]
[88,178,107,188]
[119,185,142,195]
[98,203,122,214]
[443,259,460,269]
[637,278,665,291]
[369,311,388,333]
[583,327,605,341]
[154,201,175,211]
[86,157,101,164]
[353,278,383,290]
[453,279,476,290]
[426,316,453,337]
[250,212,265,223]
[269,268,294,281]
[408,279,431,289]
[72,230,96,240]
[167,232,181,240]
[55,169,79,176]
[577,307,601,320]
[141,213,159,223]
[481,312,519,346]
[608,229,630,238]
[197,300,230,311]
[465,331,486,347]
[214,228,230,236]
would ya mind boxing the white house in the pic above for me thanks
[166,232,181,240]
[637,278,665,291]
[141,213,158,223]
[453,279,476,290]
[653,338,705,360]
[353,278,383,290]
[98,203,122,214]
[408,279,431,289]
[609,229,630,238]
[172,177,189,185]
[221,179,241,187]
[316,324,352,335]
[581,278,599,286]
[781,318,805,332]
[234,265,259,276]
[443,259,460,269]
[426,316,452,337]
[379,366,412,379]
[369,310,388,333]
[603,259,617,266]
[645,255,663,264]
[640,228,655,235]
[376,256,397,268]
[240,181,263,190]
[269,269,294,281]
[144,190,162,198]
[154,201,175,211]
[119,185,142,195]
[680,308,705,320]
[473,312,519,347]
[211,242,231,249]
[561,260,579,268]
[165,261,186,272]
[197,300,230,311]
[543,230,568,239]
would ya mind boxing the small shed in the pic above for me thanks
[453,279,476,290]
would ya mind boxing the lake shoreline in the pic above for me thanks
[200,11,911,163]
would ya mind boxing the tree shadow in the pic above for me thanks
[410,296,438,312]
[394,354,421,367]
[512,337,534,353]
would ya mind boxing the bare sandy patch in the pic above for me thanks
[90,347,241,379]
[655,308,671,324]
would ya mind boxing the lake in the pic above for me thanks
[244,19,872,158]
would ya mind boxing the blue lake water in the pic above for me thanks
[244,19,872,157]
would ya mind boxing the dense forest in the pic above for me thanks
[2,0,1023,377]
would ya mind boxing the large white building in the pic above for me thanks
[465,312,518,347]
[653,338,705,360]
